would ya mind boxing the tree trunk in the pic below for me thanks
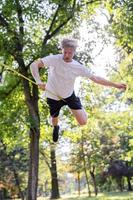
[81,134,91,197]
[21,74,40,200]
[27,128,40,200]
[77,171,80,196]
[127,177,132,191]
[50,144,60,199]
[126,162,133,191]
[90,170,98,196]
[83,164,91,197]
[116,177,123,192]
[0,190,3,200]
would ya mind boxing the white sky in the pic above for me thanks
[78,8,118,78]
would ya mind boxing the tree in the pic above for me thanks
[0,1,101,199]
[103,160,133,191]
[0,140,28,199]
[0,87,29,199]
[105,0,133,54]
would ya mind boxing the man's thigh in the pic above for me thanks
[47,98,66,117]
[71,108,88,125]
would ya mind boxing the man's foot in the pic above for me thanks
[53,125,59,142]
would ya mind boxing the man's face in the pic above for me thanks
[62,47,75,62]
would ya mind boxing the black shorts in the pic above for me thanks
[46,92,82,117]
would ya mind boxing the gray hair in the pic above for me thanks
[61,39,78,50]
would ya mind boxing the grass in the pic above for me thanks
[37,192,133,200]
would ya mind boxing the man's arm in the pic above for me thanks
[89,75,126,90]
[30,59,46,90]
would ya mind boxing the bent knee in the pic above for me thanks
[78,118,87,126]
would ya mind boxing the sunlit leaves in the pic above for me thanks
[105,0,133,53]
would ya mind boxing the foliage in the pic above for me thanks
[105,0,133,54]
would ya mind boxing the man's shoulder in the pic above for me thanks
[42,54,61,59]
[50,54,61,57]
[41,54,61,63]
[51,54,63,63]
[72,59,83,67]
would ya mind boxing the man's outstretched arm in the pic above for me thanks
[89,75,126,90]
[30,59,46,90]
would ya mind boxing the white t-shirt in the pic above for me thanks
[41,54,92,100]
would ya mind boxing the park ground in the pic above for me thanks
[37,192,133,200]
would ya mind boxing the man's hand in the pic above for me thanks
[38,83,46,90]
[115,83,127,90]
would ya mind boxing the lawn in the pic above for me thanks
[37,192,133,200]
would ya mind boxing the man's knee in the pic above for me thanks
[71,108,88,126]
[78,118,87,126]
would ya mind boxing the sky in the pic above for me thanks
[78,8,118,78]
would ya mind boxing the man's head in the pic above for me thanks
[61,39,77,62]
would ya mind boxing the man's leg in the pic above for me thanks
[65,92,87,125]
[71,108,88,125]
[47,98,65,142]
[51,117,59,142]
[51,116,59,126]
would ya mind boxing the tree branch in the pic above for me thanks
[45,4,61,40]
[42,0,76,46]
[0,13,9,29]
[14,0,24,41]
[44,15,72,42]
[0,13,23,57]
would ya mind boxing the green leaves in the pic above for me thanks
[105,0,133,53]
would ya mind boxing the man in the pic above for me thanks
[30,39,126,142]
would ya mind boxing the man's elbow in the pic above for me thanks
[30,60,44,70]
[36,59,44,68]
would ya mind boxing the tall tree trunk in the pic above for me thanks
[81,135,91,197]
[0,190,3,200]
[90,168,98,196]
[126,162,133,191]
[83,162,91,197]
[27,128,40,200]
[116,177,123,192]
[50,144,60,199]
[127,177,132,191]
[40,144,60,199]
[77,171,80,196]
[21,72,40,200]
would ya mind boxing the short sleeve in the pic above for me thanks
[41,55,55,67]
[75,63,93,78]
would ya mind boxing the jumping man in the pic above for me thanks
[30,39,126,142]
